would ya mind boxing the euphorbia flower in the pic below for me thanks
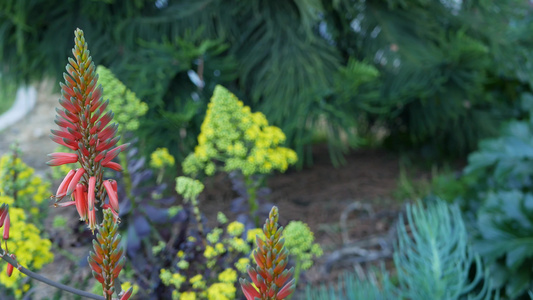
[49,28,127,229]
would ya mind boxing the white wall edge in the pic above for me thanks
[0,86,37,132]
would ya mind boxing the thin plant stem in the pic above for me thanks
[0,250,105,300]
[244,175,259,226]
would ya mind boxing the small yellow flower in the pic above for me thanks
[227,221,245,237]
[218,268,238,283]
[235,257,250,273]
[246,228,264,243]
[180,291,197,300]
[204,245,217,259]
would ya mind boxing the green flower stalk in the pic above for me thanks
[176,176,205,236]
[240,206,295,300]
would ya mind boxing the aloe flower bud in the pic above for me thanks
[240,206,295,300]
[0,204,8,228]
[88,209,125,297]
[2,213,10,241]
[49,28,127,229]
[6,254,15,277]
[119,287,133,300]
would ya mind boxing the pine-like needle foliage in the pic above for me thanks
[1,1,532,164]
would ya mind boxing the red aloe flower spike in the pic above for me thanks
[240,206,295,300]
[103,180,119,213]
[49,28,126,232]
[3,213,10,240]
[47,152,78,166]
[74,183,88,221]
[66,168,86,196]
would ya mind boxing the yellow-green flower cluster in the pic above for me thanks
[96,65,148,132]
[150,147,176,170]
[0,196,54,297]
[176,176,204,201]
[0,154,50,221]
[159,220,260,300]
[183,85,297,176]
[283,221,323,270]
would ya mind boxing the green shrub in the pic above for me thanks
[443,93,533,299]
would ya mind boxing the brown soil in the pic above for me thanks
[0,82,428,298]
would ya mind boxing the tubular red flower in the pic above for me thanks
[103,161,123,172]
[88,207,97,233]
[56,169,76,198]
[55,201,76,207]
[66,168,86,196]
[103,180,119,213]
[119,287,133,300]
[74,183,88,221]
[50,128,77,140]
[47,152,78,166]
[276,279,296,299]
[50,135,79,151]
[101,144,126,166]
[88,177,96,211]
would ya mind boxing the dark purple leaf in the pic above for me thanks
[126,225,141,257]
[134,215,151,238]
[119,198,132,217]
[129,156,145,173]
[144,205,169,224]
[230,196,247,213]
